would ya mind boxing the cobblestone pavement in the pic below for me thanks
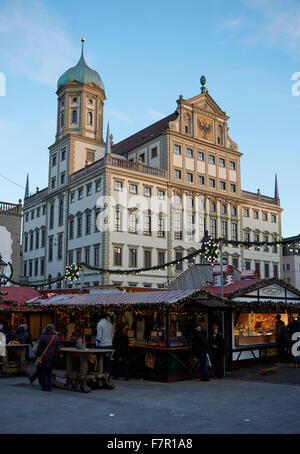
[1,372,300,434]
[230,362,300,386]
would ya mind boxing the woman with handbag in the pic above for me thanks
[36,323,61,392]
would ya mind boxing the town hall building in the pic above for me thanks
[22,40,283,288]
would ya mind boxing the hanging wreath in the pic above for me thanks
[203,239,219,264]
[65,264,81,282]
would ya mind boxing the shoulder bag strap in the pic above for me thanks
[39,334,56,361]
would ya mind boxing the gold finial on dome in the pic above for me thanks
[81,37,86,43]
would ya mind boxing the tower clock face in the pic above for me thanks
[197,115,214,142]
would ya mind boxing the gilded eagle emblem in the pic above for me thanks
[198,119,212,140]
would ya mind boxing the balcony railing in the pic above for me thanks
[0,201,21,213]
[110,157,167,178]
[70,155,168,182]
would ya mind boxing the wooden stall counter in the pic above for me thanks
[0,344,29,375]
[127,344,199,382]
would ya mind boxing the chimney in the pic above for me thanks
[212,265,234,286]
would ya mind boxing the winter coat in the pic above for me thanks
[17,328,32,345]
[37,332,61,369]
[113,332,129,357]
[208,332,225,357]
[191,330,209,356]
[275,320,289,344]
[0,326,15,342]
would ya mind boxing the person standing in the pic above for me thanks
[0,322,15,343]
[113,324,130,380]
[275,314,289,365]
[17,323,31,345]
[36,323,60,391]
[191,321,210,382]
[96,314,114,378]
[209,324,225,379]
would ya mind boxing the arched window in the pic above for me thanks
[60,113,64,128]
[72,110,77,123]
[87,112,93,126]
[58,200,64,226]
[49,204,54,229]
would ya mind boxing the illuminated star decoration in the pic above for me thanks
[65,264,81,283]
[203,239,219,264]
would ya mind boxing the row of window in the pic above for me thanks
[243,232,279,253]
[129,147,158,164]
[67,244,101,268]
[51,172,66,189]
[59,111,94,129]
[114,181,165,198]
[23,257,45,278]
[174,145,236,170]
[51,147,66,167]
[283,263,300,272]
[112,247,169,268]
[69,211,96,238]
[24,229,46,252]
[25,205,47,222]
[173,170,237,192]
[243,209,277,223]
[70,180,102,202]
[244,261,279,279]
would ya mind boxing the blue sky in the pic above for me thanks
[0,0,299,236]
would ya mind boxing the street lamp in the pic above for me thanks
[0,254,13,296]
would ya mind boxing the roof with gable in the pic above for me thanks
[112,112,178,156]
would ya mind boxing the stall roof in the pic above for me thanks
[202,279,262,296]
[0,287,41,303]
[26,289,226,307]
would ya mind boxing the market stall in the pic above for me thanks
[25,289,232,382]
[229,279,300,364]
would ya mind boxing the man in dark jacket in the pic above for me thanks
[209,324,225,379]
[18,324,31,345]
[113,324,130,380]
[36,323,60,391]
[275,315,289,364]
[191,321,210,381]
